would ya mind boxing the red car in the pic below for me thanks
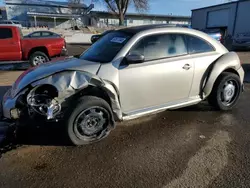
[0,25,67,66]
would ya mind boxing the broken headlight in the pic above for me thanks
[26,85,61,120]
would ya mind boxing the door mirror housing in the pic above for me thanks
[126,54,145,64]
[91,35,101,43]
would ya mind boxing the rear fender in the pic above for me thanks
[203,52,241,97]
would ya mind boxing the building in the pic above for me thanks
[0,0,191,29]
[90,11,191,27]
[191,0,250,49]
[0,0,94,28]
[0,7,7,20]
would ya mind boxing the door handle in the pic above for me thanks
[183,64,191,70]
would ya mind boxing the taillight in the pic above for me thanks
[219,36,222,42]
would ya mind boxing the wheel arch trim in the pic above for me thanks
[203,52,244,98]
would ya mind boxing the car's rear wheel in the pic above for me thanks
[65,96,113,146]
[208,72,241,110]
[30,51,49,67]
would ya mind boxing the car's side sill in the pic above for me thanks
[122,97,202,121]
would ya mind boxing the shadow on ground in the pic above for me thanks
[0,86,71,157]
[242,64,250,83]
[0,86,11,99]
[0,62,30,71]
[0,121,72,158]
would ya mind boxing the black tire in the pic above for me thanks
[29,51,49,67]
[208,72,241,111]
[65,96,113,146]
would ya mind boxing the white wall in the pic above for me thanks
[126,19,168,26]
[98,17,188,27]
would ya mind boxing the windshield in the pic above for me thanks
[80,31,133,63]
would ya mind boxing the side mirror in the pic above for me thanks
[91,35,101,43]
[126,54,145,64]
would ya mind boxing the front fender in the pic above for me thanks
[30,70,122,121]
[203,52,242,97]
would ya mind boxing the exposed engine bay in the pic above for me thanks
[26,85,61,120]
[2,70,122,124]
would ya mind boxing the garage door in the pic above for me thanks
[207,9,229,28]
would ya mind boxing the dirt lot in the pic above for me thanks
[1,46,250,188]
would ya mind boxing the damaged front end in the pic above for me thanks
[1,70,122,139]
[0,56,123,145]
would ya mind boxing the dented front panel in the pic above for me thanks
[1,69,122,122]
[11,57,101,97]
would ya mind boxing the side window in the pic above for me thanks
[31,32,41,37]
[42,32,52,37]
[186,35,214,54]
[0,28,13,39]
[130,34,188,61]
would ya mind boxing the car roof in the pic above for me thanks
[0,24,19,27]
[115,24,229,55]
[30,31,54,33]
[118,24,178,34]
[118,24,221,42]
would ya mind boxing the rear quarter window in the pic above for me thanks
[0,28,13,39]
[186,35,214,54]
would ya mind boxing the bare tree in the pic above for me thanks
[68,0,83,15]
[101,0,149,26]
[68,0,85,29]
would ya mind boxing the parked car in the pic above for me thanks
[0,25,244,145]
[202,29,223,43]
[24,31,62,39]
[0,25,67,66]
[91,30,114,43]
[176,24,192,28]
[0,20,22,28]
[232,33,250,50]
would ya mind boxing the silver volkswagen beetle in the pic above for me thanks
[0,25,245,145]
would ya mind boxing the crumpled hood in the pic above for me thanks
[12,57,101,96]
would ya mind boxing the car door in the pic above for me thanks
[119,33,195,114]
[0,27,22,61]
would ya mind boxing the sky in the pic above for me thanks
[0,0,4,6]
[85,0,234,16]
[0,0,236,16]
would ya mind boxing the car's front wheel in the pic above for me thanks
[208,72,242,110]
[65,96,113,146]
[30,51,49,67]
